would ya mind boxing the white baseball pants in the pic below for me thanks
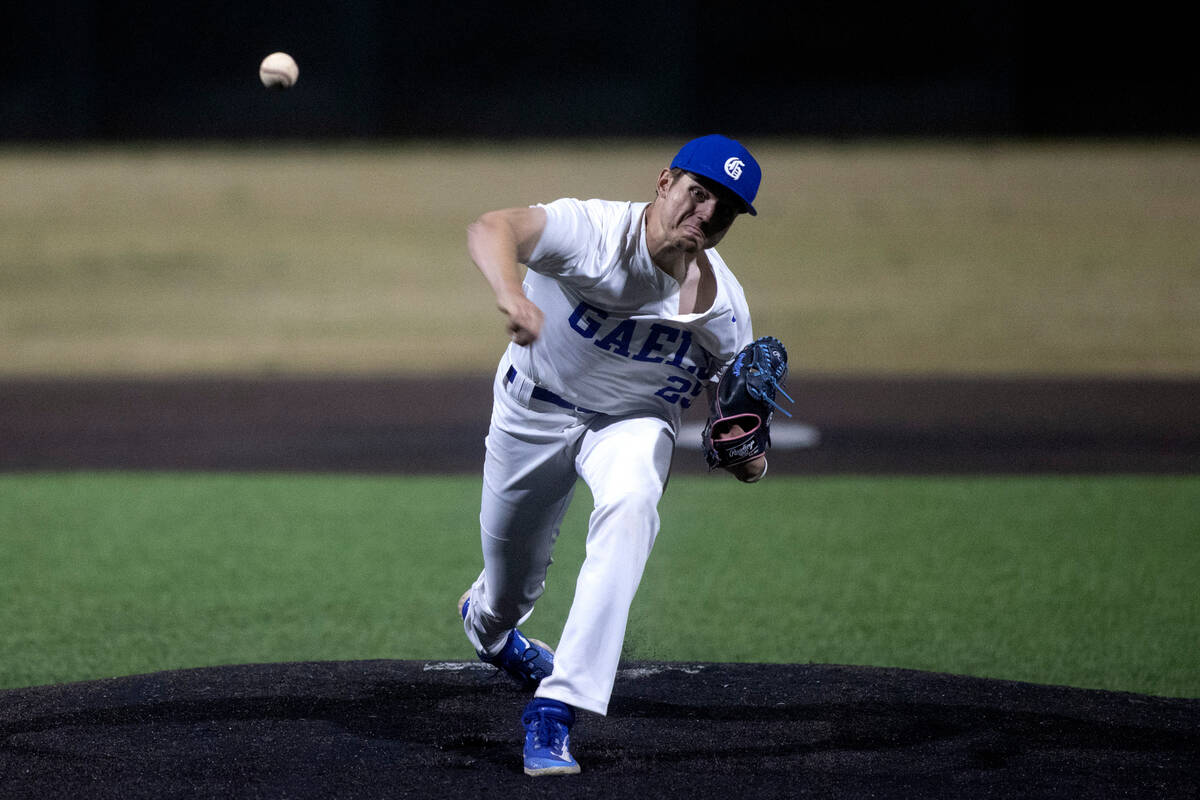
[462,357,675,715]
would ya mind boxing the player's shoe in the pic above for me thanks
[521,698,581,776]
[458,591,555,690]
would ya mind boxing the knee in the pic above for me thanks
[599,479,662,511]
[591,488,662,539]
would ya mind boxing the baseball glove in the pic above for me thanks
[702,336,793,471]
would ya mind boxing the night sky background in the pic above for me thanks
[3,1,1196,141]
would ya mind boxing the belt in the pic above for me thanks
[506,366,597,414]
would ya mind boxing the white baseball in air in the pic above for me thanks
[259,52,299,90]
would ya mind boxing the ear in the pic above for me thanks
[656,168,674,199]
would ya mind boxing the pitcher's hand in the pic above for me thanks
[500,293,543,346]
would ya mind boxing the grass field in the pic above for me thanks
[2,141,1197,704]
[3,472,1197,698]
[2,140,1198,376]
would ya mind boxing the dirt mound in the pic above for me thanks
[2,660,1196,799]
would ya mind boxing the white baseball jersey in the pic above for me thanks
[504,197,754,425]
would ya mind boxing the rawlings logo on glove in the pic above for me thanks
[702,336,793,472]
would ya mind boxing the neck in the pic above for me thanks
[644,200,690,279]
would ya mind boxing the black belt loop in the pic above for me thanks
[505,366,596,415]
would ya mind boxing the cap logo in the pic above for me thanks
[724,157,745,180]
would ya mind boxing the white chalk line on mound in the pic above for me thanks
[422,662,706,679]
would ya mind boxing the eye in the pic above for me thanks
[690,186,707,201]
[713,203,739,227]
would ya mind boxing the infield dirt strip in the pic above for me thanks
[1,375,1198,799]
[2,375,1198,473]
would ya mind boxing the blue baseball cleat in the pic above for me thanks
[459,592,555,690]
[521,698,580,776]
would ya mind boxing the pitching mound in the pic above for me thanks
[1,661,1196,799]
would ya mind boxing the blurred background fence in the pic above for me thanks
[3,1,1196,141]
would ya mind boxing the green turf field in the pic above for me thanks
[3,472,1197,697]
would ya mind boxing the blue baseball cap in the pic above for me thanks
[670,134,761,216]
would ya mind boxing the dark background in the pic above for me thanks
[3,1,1196,141]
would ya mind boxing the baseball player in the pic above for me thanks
[459,134,787,776]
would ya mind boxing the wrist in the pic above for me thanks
[730,455,767,483]
[496,286,527,313]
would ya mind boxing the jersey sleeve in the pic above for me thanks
[525,198,602,279]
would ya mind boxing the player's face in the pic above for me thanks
[657,171,742,251]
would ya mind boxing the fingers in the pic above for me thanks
[502,298,544,346]
[713,421,746,440]
[508,322,539,346]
